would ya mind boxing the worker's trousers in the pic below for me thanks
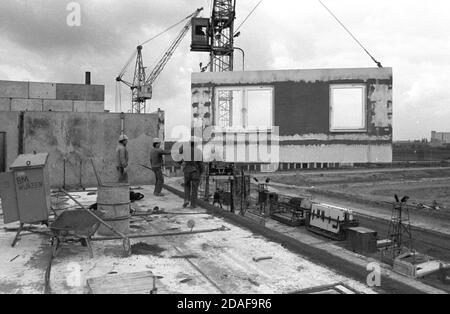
[152,167,164,195]
[184,171,200,207]
[117,166,128,183]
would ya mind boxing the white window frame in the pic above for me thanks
[214,86,274,132]
[329,84,367,133]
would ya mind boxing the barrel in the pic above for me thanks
[96,183,130,236]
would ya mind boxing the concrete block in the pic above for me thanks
[73,101,87,112]
[43,100,73,112]
[73,101,104,112]
[11,98,43,111]
[29,82,56,99]
[0,98,11,111]
[56,84,104,101]
[87,101,104,112]
[0,80,29,98]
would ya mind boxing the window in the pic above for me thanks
[215,86,273,130]
[330,84,366,132]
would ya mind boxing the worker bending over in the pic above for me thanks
[116,134,129,183]
[150,138,171,196]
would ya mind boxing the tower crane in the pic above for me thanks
[116,7,203,114]
[191,0,236,73]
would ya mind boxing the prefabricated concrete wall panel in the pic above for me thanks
[0,98,11,111]
[29,82,56,99]
[11,98,43,111]
[0,80,29,98]
[191,67,393,164]
[55,84,104,101]
[43,100,73,112]
[86,101,104,112]
[73,101,105,112]
[192,68,393,85]
[23,111,162,188]
[73,101,87,112]
[279,144,393,163]
[0,111,20,168]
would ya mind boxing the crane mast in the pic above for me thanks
[210,0,236,72]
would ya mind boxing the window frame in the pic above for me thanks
[214,86,274,131]
[329,84,367,133]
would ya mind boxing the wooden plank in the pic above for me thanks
[87,271,167,294]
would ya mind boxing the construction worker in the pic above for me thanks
[179,138,204,209]
[150,138,171,196]
[116,134,129,183]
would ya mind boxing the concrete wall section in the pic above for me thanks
[11,99,43,111]
[74,101,104,113]
[55,84,104,101]
[0,80,28,98]
[1,81,105,112]
[279,144,393,163]
[29,82,56,99]
[43,100,73,112]
[192,68,393,86]
[0,98,11,111]
[0,111,20,168]
[274,81,329,135]
[22,112,161,188]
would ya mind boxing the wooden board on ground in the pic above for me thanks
[288,282,359,294]
[86,271,168,294]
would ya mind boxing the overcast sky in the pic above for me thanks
[1,0,449,140]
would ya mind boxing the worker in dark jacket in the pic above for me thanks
[150,138,171,196]
[179,139,203,209]
[116,134,129,183]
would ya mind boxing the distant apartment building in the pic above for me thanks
[431,131,450,146]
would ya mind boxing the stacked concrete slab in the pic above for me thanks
[0,80,104,112]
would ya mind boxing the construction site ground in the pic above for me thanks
[0,186,378,294]
[1,180,448,294]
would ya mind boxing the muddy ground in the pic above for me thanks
[269,168,450,214]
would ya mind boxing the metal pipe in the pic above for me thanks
[85,72,91,85]
[132,212,207,217]
[91,225,229,242]
[234,47,245,71]
[120,112,125,136]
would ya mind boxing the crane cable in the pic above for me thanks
[116,9,200,110]
[117,11,197,79]
[317,0,383,68]
[235,0,264,33]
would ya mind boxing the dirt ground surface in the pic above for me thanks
[266,167,450,227]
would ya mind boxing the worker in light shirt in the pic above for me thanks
[150,138,171,196]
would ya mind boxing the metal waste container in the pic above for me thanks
[0,153,51,224]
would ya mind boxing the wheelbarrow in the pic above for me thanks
[50,209,105,259]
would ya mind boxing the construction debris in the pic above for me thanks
[252,256,273,263]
